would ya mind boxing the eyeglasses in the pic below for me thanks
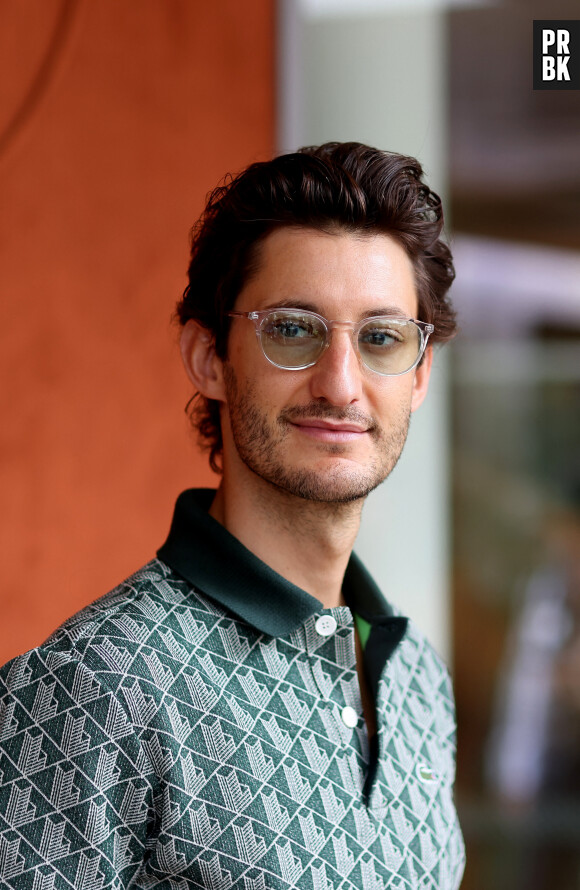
[228,308,434,376]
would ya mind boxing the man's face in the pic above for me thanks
[219,226,432,504]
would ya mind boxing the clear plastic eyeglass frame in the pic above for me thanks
[228,308,435,376]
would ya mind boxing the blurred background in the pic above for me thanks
[1,1,579,887]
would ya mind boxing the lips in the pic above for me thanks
[291,419,369,433]
[289,418,370,442]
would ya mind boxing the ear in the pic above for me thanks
[180,320,226,402]
[410,345,433,413]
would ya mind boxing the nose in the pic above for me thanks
[308,327,363,405]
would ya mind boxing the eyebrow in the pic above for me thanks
[263,298,412,319]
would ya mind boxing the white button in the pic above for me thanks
[315,615,337,637]
[341,706,358,728]
[416,763,438,783]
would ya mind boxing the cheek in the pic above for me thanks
[226,330,255,372]
[239,360,311,410]
[369,376,415,412]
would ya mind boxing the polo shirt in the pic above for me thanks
[0,488,465,889]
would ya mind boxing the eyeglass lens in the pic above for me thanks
[260,310,422,375]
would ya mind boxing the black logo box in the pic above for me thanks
[533,20,580,90]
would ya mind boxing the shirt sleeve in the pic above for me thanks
[0,647,155,889]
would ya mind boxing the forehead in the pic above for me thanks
[238,226,418,319]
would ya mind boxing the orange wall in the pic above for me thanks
[0,0,274,664]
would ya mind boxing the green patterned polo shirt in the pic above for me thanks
[0,489,465,889]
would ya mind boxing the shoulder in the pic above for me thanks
[0,558,229,780]
[402,618,453,684]
[41,558,187,650]
[0,557,223,701]
[395,617,458,741]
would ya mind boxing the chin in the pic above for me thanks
[266,464,387,504]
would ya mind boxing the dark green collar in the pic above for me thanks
[157,488,404,639]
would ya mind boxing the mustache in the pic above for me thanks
[279,403,378,432]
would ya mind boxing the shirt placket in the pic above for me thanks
[300,609,371,772]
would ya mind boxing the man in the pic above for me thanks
[0,143,465,889]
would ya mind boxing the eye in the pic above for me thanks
[360,324,404,348]
[275,321,310,338]
[265,314,320,341]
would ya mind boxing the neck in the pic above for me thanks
[209,472,364,610]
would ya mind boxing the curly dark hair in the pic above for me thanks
[176,141,456,472]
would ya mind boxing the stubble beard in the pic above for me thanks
[223,365,411,505]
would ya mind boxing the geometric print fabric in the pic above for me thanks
[0,558,465,888]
